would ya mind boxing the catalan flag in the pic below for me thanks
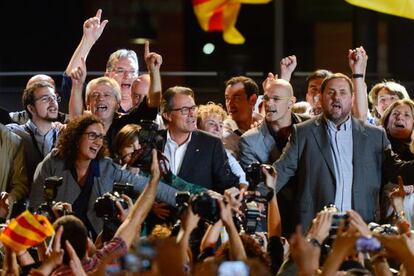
[345,0,414,20]
[0,210,55,252]
[193,0,271,44]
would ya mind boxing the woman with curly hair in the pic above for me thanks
[29,114,177,237]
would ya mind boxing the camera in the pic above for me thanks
[43,176,63,203]
[191,193,221,224]
[322,205,349,239]
[36,176,64,222]
[245,162,274,203]
[175,192,220,224]
[95,192,128,219]
[243,201,261,234]
[113,182,135,199]
[368,222,399,235]
[128,120,171,180]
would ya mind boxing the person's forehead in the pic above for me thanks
[172,93,195,107]
[392,103,411,112]
[266,83,291,97]
[378,88,397,97]
[91,83,115,93]
[85,123,104,133]
[34,86,55,96]
[225,82,246,96]
[114,57,138,70]
[308,78,324,87]
[204,114,223,123]
[325,78,351,90]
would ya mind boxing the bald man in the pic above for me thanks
[239,75,309,235]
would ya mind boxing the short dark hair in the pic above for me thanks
[161,86,195,114]
[225,76,259,99]
[53,215,88,265]
[56,114,108,162]
[320,73,354,95]
[22,81,55,119]
[306,69,332,89]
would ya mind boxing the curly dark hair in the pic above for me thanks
[56,114,109,162]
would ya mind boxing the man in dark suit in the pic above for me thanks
[274,73,410,230]
[161,86,238,193]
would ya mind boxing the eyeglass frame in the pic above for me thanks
[263,95,292,102]
[169,105,198,116]
[83,132,105,141]
[34,94,61,103]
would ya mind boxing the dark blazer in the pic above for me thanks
[275,115,407,230]
[162,130,238,193]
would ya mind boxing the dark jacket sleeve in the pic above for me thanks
[212,138,239,193]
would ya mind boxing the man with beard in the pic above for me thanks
[274,73,414,231]
[239,75,308,235]
[7,81,63,192]
[9,74,69,124]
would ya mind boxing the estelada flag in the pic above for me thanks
[193,0,271,44]
[345,0,414,20]
[0,210,55,252]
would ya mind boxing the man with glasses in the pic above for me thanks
[7,81,63,205]
[64,9,161,114]
[8,74,69,124]
[161,86,238,192]
[239,76,308,235]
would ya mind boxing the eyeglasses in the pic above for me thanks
[263,95,291,102]
[34,95,61,103]
[112,68,138,78]
[83,132,105,141]
[170,105,198,115]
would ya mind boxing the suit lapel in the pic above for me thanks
[311,117,336,178]
[259,122,280,161]
[352,117,368,186]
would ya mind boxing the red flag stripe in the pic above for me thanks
[208,6,224,30]
[16,216,48,239]
[2,228,40,246]
[193,0,211,6]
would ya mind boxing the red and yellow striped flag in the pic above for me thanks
[193,0,271,44]
[0,210,55,252]
[345,0,414,20]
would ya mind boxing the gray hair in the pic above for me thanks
[105,49,139,73]
[85,77,121,105]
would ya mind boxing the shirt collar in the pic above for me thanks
[166,130,192,146]
[326,115,352,131]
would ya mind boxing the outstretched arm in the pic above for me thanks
[144,41,163,108]
[65,9,108,75]
[68,57,87,120]
[349,46,368,121]
[114,150,160,248]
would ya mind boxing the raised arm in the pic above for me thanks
[262,166,281,237]
[68,57,87,120]
[349,46,368,121]
[65,9,108,75]
[280,55,297,82]
[144,41,163,108]
[114,149,160,248]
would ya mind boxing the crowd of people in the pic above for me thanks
[0,8,413,276]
